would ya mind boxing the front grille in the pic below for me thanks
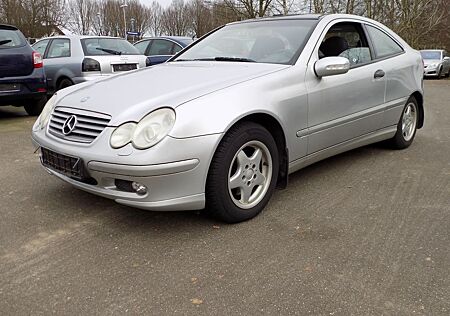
[48,107,111,143]
[41,147,84,180]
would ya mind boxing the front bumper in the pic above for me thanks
[31,126,221,211]
[423,67,439,77]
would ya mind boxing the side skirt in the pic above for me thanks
[288,125,397,174]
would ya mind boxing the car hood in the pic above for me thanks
[56,61,289,125]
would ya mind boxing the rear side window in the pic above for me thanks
[366,25,403,58]
[134,40,150,54]
[32,39,50,55]
[149,39,174,56]
[81,38,140,56]
[47,39,71,58]
[0,28,27,48]
[173,44,183,54]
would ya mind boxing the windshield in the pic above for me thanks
[0,28,27,48]
[173,19,317,65]
[420,51,441,60]
[81,38,140,56]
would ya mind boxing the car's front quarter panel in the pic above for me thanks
[170,65,310,162]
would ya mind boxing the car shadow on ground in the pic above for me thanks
[0,105,28,119]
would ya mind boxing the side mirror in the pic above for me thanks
[314,57,350,78]
[444,56,450,61]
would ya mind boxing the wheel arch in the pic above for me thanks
[55,75,74,91]
[411,91,424,129]
[208,112,289,190]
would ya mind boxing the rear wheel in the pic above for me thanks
[387,96,418,149]
[57,78,73,91]
[24,95,47,116]
[206,122,279,223]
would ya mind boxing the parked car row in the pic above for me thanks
[1,27,193,115]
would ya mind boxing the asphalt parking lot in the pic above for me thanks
[1,79,449,315]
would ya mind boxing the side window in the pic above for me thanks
[134,40,150,55]
[32,39,50,56]
[365,25,403,58]
[47,39,71,58]
[319,22,372,67]
[172,44,183,54]
[148,39,174,56]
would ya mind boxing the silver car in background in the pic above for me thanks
[32,35,148,93]
[31,14,424,223]
[420,49,450,78]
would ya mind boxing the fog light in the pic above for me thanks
[132,182,147,195]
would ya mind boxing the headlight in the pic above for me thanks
[132,108,176,149]
[110,108,176,150]
[110,122,136,149]
[35,94,57,130]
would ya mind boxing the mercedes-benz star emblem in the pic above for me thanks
[62,115,77,135]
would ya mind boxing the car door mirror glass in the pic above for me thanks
[314,57,350,77]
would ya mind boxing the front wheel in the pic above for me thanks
[387,96,419,149]
[206,122,279,223]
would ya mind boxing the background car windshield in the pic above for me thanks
[0,28,26,48]
[420,51,441,59]
[174,19,316,65]
[81,38,140,56]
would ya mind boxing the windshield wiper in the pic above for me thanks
[96,47,122,55]
[213,56,256,62]
[173,57,256,63]
[0,40,12,46]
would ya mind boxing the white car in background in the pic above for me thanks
[420,49,450,78]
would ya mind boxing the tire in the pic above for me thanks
[437,67,442,79]
[387,96,419,149]
[57,78,73,91]
[206,122,279,223]
[24,95,47,116]
[445,68,450,78]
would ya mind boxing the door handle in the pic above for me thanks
[374,69,385,79]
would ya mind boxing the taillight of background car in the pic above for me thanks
[82,58,101,72]
[32,51,43,68]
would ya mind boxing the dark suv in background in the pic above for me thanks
[0,24,47,115]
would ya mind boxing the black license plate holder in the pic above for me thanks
[113,64,137,72]
[40,147,85,180]
[0,83,20,92]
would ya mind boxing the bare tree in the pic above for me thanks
[67,0,97,35]
[149,1,163,36]
[161,0,192,36]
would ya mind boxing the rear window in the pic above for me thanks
[81,38,140,56]
[0,28,27,48]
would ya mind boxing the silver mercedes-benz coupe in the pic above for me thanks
[31,14,424,223]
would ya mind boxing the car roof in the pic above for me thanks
[135,36,192,46]
[36,35,126,41]
[0,24,19,31]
